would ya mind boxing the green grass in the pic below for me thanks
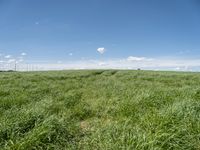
[0,70,200,149]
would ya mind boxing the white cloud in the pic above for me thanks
[127,56,148,61]
[174,67,181,70]
[5,55,11,59]
[21,53,27,56]
[7,59,16,63]
[69,53,73,56]
[97,47,106,54]
[1,54,200,72]
[18,58,24,62]
[98,62,107,66]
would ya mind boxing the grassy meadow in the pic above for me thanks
[0,70,200,149]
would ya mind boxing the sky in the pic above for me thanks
[1,0,200,71]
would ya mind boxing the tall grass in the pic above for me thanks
[0,70,200,149]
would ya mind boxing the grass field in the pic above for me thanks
[0,70,200,149]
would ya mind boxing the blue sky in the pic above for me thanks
[1,0,200,70]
